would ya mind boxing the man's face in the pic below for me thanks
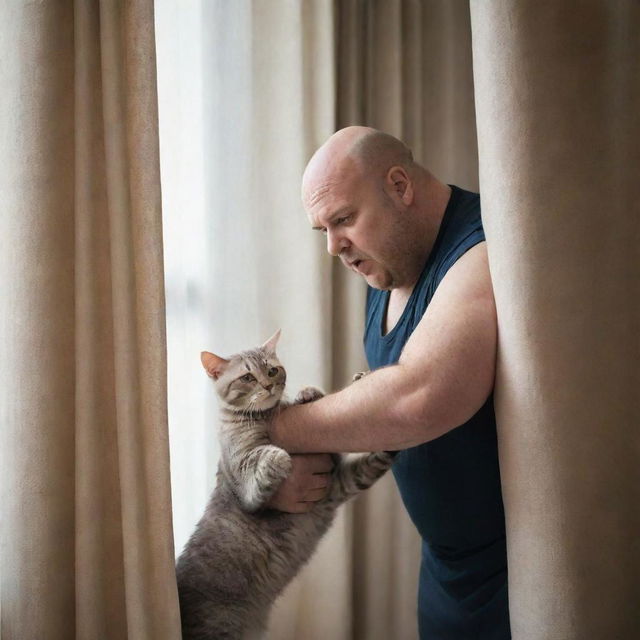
[304,165,412,290]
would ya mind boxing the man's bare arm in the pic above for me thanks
[270,242,497,452]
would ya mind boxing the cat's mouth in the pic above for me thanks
[252,390,282,410]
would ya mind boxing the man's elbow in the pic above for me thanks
[392,388,449,446]
[396,382,492,445]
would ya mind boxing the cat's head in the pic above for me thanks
[200,330,286,412]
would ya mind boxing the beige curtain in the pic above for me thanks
[1,2,181,638]
[471,1,640,637]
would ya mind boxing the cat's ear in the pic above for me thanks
[201,351,229,379]
[261,329,281,353]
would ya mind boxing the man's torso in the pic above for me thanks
[364,185,511,639]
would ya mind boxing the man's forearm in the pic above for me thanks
[271,364,438,453]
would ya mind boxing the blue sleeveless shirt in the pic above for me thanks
[364,186,511,639]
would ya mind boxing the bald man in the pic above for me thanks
[269,127,510,639]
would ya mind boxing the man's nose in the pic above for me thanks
[327,229,348,257]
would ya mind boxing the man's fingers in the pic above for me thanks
[309,474,330,490]
[265,453,334,513]
[300,453,334,474]
[269,497,311,514]
[301,487,329,502]
[293,502,314,513]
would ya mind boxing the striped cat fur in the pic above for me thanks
[175,330,395,640]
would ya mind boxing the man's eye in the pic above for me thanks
[241,374,256,383]
[337,215,350,224]
[268,367,279,377]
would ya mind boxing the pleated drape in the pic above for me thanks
[471,1,640,637]
[1,2,181,638]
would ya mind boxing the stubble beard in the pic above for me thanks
[374,225,424,291]
[351,198,427,291]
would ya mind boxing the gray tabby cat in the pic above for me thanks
[176,330,395,640]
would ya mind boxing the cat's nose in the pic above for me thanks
[265,384,274,392]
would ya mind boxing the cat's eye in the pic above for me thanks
[268,367,279,377]
[240,373,256,383]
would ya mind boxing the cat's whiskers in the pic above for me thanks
[241,404,257,428]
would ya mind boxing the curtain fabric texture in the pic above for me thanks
[1,2,181,638]
[470,1,640,637]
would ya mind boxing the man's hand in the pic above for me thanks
[266,453,334,513]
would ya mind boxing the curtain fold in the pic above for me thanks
[1,2,181,638]
[1,5,77,636]
[470,1,640,637]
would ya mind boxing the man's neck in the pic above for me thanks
[421,180,452,251]
[397,179,452,296]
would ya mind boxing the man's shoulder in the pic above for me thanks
[449,184,481,216]
[435,186,484,280]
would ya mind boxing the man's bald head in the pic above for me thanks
[301,127,450,291]
[302,127,416,206]
[349,128,415,177]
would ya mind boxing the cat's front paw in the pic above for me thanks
[352,370,370,382]
[242,446,292,512]
[294,386,325,404]
[372,450,398,466]
[262,446,293,483]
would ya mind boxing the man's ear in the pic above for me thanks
[261,329,281,353]
[201,351,229,379]
[386,165,413,206]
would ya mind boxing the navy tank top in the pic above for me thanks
[364,186,511,639]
